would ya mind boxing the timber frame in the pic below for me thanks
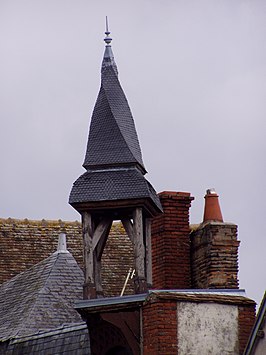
[82,207,152,299]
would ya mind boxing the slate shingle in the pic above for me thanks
[4,324,90,355]
[69,168,162,211]
[83,44,145,173]
[0,250,84,341]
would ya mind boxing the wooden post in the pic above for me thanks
[82,211,96,299]
[94,218,112,297]
[133,208,147,293]
[145,218,152,288]
[121,218,134,244]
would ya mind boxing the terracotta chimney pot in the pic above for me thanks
[203,188,223,223]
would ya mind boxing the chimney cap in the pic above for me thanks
[55,233,69,254]
[206,188,217,195]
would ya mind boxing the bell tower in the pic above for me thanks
[69,24,162,299]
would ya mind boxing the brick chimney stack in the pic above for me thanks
[151,191,194,289]
[190,189,240,289]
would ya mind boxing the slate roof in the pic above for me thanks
[3,323,90,355]
[83,40,145,173]
[0,247,85,342]
[69,168,162,213]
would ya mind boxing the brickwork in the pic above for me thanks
[142,293,255,355]
[190,222,240,288]
[0,218,134,296]
[142,300,178,354]
[238,304,256,354]
[151,192,194,289]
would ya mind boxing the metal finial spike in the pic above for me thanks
[105,16,110,35]
[104,16,112,45]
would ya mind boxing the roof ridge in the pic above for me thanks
[101,68,145,172]
[0,217,80,225]
[101,85,138,165]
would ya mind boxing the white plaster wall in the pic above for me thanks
[177,302,239,355]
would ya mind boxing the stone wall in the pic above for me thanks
[190,222,240,289]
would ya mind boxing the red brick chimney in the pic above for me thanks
[151,191,194,289]
[190,189,240,289]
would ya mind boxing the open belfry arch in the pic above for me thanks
[69,24,162,299]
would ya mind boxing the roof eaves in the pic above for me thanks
[75,293,147,313]
[9,322,88,345]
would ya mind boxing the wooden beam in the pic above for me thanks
[82,212,94,285]
[92,218,113,250]
[145,217,152,286]
[93,254,103,297]
[121,218,134,244]
[95,220,112,260]
[133,208,145,279]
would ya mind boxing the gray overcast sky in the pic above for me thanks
[0,0,265,306]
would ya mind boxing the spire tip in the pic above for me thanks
[104,16,112,45]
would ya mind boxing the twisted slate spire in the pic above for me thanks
[69,26,162,215]
[83,25,146,174]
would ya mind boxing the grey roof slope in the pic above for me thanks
[69,168,162,212]
[83,34,145,173]
[4,323,90,355]
[0,248,85,341]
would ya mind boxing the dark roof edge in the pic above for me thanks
[244,291,266,355]
[8,322,87,345]
[75,293,147,313]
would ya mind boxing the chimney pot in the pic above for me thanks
[203,188,223,223]
[56,233,69,254]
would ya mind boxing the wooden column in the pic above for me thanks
[133,208,147,293]
[145,218,152,288]
[82,211,95,299]
[82,212,112,299]
[93,218,112,297]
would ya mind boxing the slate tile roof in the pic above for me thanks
[0,247,85,341]
[83,41,145,173]
[69,168,162,212]
[3,323,90,355]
